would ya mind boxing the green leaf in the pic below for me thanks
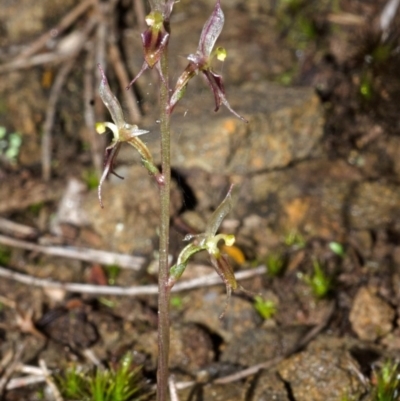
[254,296,277,320]
[205,184,233,238]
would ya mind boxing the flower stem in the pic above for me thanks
[157,46,171,400]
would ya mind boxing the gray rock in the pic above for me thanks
[278,342,366,401]
[221,325,309,366]
[348,181,400,230]
[242,159,362,241]
[81,165,181,255]
[252,370,290,401]
[349,287,395,342]
[136,323,214,374]
[203,383,247,401]
[183,290,262,342]
[1,0,76,42]
[169,324,215,374]
[146,81,324,175]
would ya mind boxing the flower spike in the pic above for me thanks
[96,64,162,207]
[168,185,241,318]
[169,0,247,122]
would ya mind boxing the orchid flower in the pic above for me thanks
[96,64,162,208]
[168,185,239,318]
[169,0,247,122]
[126,0,175,89]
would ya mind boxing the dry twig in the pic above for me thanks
[133,0,147,32]
[6,375,46,391]
[13,0,97,61]
[42,57,77,181]
[15,365,45,376]
[39,359,64,401]
[0,350,14,377]
[380,0,400,40]
[41,17,98,180]
[0,264,266,296]
[0,234,145,270]
[108,42,142,123]
[0,218,39,239]
[5,364,47,391]
[0,344,25,396]
[169,375,180,401]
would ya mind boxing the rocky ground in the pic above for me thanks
[1,0,400,400]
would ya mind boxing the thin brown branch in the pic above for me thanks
[133,0,147,32]
[0,234,145,270]
[0,52,76,73]
[15,365,45,376]
[0,344,25,396]
[6,375,46,391]
[108,42,142,123]
[0,264,266,296]
[169,375,180,401]
[380,0,400,40]
[326,13,366,26]
[0,350,14,377]
[14,0,97,61]
[42,57,76,181]
[41,17,98,180]
[39,359,64,401]
[0,218,39,239]
[0,11,99,74]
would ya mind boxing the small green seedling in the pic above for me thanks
[359,72,374,101]
[105,264,121,285]
[329,241,345,257]
[340,394,357,401]
[60,366,87,400]
[299,259,331,298]
[57,353,149,401]
[0,126,22,163]
[266,252,285,277]
[284,231,305,249]
[28,202,44,216]
[372,360,400,401]
[253,296,277,320]
[170,295,183,309]
[83,168,100,190]
[35,388,46,400]
[0,245,11,266]
[98,297,116,308]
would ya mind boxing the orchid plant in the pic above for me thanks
[95,1,247,399]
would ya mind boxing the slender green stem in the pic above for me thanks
[157,47,171,400]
